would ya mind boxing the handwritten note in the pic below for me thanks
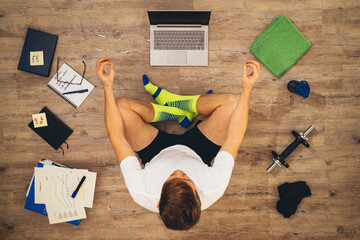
[32,113,48,128]
[30,51,44,66]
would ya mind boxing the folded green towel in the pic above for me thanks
[250,15,311,78]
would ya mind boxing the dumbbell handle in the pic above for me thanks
[281,138,302,160]
[267,160,281,173]
[266,140,299,172]
[281,125,314,160]
[303,125,315,138]
[267,125,314,173]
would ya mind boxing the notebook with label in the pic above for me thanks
[18,28,58,77]
[28,106,73,155]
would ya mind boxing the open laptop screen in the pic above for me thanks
[148,11,211,25]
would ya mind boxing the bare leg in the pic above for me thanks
[116,97,158,151]
[196,94,241,145]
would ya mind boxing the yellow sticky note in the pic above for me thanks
[32,113,48,128]
[30,51,44,66]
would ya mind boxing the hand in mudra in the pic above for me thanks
[96,57,115,88]
[242,60,260,91]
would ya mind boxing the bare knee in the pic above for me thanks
[116,97,132,110]
[212,94,240,112]
[226,94,241,105]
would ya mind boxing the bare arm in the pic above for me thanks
[220,60,260,159]
[96,57,136,163]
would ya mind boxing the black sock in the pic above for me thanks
[276,181,311,218]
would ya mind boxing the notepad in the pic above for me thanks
[28,107,73,152]
[18,28,58,77]
[48,63,94,108]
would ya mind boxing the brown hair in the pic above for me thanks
[159,178,201,230]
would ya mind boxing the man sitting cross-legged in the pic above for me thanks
[96,57,260,230]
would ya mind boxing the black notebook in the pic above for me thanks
[28,107,73,153]
[18,28,58,77]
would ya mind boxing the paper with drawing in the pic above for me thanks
[34,164,97,224]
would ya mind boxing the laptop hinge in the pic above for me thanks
[157,24,202,28]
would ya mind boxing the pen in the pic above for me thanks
[62,89,88,95]
[71,176,86,198]
[52,162,68,168]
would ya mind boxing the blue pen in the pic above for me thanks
[62,89,88,95]
[71,176,86,198]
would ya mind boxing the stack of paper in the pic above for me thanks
[33,160,97,224]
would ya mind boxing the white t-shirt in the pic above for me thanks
[120,144,234,212]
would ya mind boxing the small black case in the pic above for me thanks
[28,107,73,154]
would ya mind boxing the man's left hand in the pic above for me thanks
[242,60,260,92]
[96,57,115,89]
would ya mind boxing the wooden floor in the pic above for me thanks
[1,0,359,239]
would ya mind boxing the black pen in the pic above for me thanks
[63,89,88,95]
[71,176,86,198]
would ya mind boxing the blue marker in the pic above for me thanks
[62,89,88,95]
[71,176,86,198]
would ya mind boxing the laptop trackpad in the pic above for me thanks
[167,51,187,64]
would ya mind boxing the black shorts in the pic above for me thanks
[136,121,221,166]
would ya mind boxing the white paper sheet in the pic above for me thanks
[34,165,76,204]
[73,171,97,208]
[33,161,97,224]
[40,167,87,224]
[34,167,47,204]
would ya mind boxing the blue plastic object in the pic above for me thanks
[287,80,310,98]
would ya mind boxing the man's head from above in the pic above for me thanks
[158,169,201,230]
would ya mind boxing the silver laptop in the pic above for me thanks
[148,10,211,66]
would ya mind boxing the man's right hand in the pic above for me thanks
[242,60,260,92]
[96,57,115,89]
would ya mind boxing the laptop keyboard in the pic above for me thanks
[154,30,205,50]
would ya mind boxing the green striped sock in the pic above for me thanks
[143,74,200,113]
[151,103,196,127]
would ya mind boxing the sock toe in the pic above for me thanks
[178,111,197,127]
[142,74,149,85]
[179,116,191,127]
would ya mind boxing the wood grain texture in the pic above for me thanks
[0,0,359,239]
